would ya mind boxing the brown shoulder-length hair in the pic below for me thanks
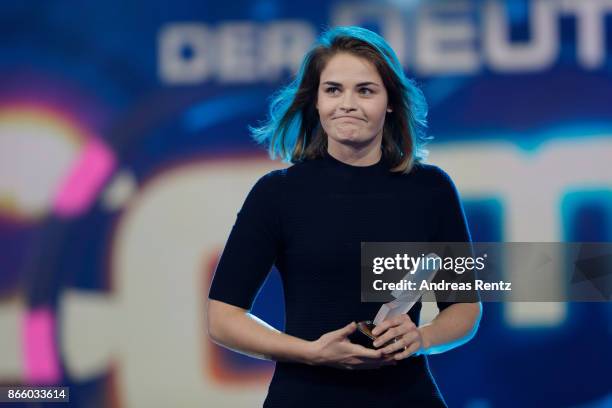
[249,26,430,173]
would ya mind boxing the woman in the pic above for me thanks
[207,26,481,407]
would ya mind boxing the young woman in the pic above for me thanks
[207,26,481,407]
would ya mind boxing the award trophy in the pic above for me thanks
[350,253,442,350]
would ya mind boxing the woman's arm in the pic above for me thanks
[207,299,313,364]
[371,302,482,358]
[207,299,392,368]
[418,302,481,354]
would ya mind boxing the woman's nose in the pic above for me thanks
[339,91,357,111]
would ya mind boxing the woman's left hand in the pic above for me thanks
[371,314,426,360]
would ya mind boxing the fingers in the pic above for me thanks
[373,317,417,349]
[392,341,421,360]
[346,343,383,359]
[381,354,398,365]
[371,314,414,337]
[332,321,357,339]
[380,331,419,355]
[342,321,357,335]
[372,326,401,348]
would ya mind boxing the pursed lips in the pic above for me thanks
[334,115,365,121]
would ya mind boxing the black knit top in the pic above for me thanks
[208,150,471,407]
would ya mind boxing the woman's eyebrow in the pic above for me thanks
[322,81,381,87]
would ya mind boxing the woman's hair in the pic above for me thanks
[249,25,431,173]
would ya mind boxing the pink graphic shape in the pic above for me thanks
[53,137,116,217]
[22,308,61,383]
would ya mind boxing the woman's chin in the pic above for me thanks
[333,136,375,148]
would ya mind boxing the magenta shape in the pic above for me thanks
[53,137,116,217]
[22,308,61,383]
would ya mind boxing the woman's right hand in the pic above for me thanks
[307,322,398,370]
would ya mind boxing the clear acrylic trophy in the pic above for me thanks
[351,253,442,349]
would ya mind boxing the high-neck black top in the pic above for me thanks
[208,150,471,407]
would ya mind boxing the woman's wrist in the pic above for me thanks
[417,324,433,355]
[301,340,321,365]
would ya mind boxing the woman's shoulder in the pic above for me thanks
[251,168,287,193]
[267,158,325,181]
[249,158,322,193]
[405,161,457,189]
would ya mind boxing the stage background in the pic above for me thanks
[0,1,611,407]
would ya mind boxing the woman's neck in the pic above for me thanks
[326,142,382,167]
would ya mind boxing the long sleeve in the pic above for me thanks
[208,171,283,310]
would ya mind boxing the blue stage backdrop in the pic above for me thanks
[0,1,611,407]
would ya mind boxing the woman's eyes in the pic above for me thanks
[324,87,374,95]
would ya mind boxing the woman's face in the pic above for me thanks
[316,52,391,151]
